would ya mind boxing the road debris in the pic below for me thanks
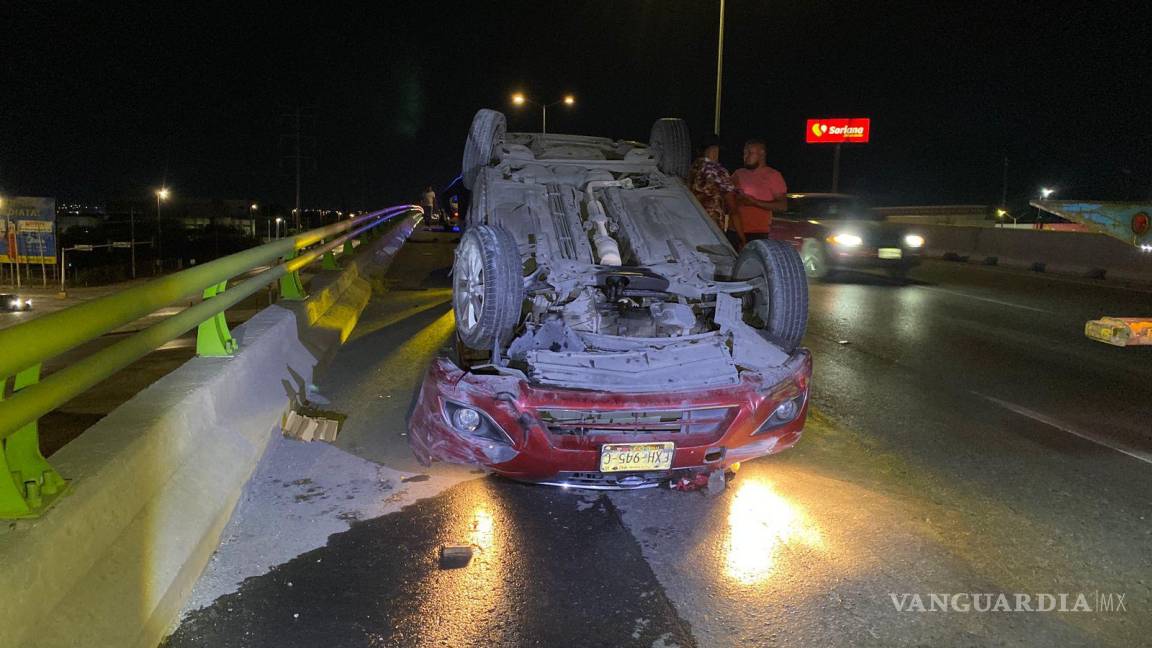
[282,408,342,443]
[439,544,473,569]
[668,473,711,492]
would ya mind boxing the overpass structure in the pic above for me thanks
[2,201,1151,648]
[0,206,422,647]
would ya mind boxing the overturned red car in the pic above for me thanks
[408,110,813,489]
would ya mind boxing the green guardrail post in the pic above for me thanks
[196,281,238,357]
[343,239,355,256]
[1,364,69,519]
[279,250,308,300]
[322,249,339,270]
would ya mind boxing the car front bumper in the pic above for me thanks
[828,246,922,269]
[407,350,812,484]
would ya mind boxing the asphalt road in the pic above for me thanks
[166,243,1152,648]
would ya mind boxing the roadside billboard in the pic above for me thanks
[806,118,871,144]
[0,196,57,263]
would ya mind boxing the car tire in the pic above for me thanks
[462,109,506,191]
[733,239,809,353]
[453,224,523,351]
[800,238,833,280]
[649,118,691,178]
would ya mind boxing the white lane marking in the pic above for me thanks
[923,287,1054,314]
[975,392,1152,466]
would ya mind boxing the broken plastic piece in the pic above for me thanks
[1084,317,1152,346]
[282,409,342,442]
[669,473,711,492]
[439,544,473,569]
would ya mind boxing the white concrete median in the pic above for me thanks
[0,214,420,648]
[0,306,317,648]
[921,225,1152,282]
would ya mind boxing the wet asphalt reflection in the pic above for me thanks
[164,478,695,648]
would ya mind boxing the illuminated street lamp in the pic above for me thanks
[250,203,259,238]
[510,92,576,136]
[275,216,284,240]
[156,187,170,271]
[1040,187,1055,200]
[996,208,1017,227]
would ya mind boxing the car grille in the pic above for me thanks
[536,471,672,490]
[536,406,736,445]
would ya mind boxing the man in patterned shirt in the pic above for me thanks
[688,137,740,248]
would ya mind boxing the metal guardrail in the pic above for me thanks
[0,204,421,518]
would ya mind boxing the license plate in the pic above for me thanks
[878,247,903,259]
[599,442,675,472]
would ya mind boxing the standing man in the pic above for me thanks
[420,185,439,227]
[732,139,788,245]
[688,136,741,248]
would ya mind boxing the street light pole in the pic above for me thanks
[155,187,169,272]
[512,93,575,136]
[714,0,727,136]
[129,206,136,279]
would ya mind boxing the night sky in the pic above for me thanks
[2,1,1149,210]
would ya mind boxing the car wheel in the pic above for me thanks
[453,224,524,351]
[733,239,809,353]
[649,118,691,178]
[462,109,506,191]
[800,239,832,280]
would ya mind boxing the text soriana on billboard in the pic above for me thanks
[0,197,57,263]
[806,118,871,144]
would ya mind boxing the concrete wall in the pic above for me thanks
[921,225,1152,282]
[0,213,421,648]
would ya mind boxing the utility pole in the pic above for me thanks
[293,109,301,230]
[129,206,136,279]
[281,107,314,231]
[1000,155,1008,208]
[713,0,727,136]
[832,144,842,193]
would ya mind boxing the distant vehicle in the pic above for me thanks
[407,109,812,490]
[769,193,925,281]
[1,294,33,312]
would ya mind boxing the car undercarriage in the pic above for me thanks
[409,110,812,487]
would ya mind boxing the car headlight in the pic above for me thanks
[754,393,806,433]
[9,300,19,308]
[904,234,925,248]
[442,400,512,444]
[829,232,863,247]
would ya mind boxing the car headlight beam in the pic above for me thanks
[829,232,863,247]
[904,234,925,248]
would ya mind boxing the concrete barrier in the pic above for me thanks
[921,225,1152,282]
[0,214,420,648]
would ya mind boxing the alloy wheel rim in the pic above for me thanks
[454,238,485,332]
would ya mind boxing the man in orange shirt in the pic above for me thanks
[731,139,788,247]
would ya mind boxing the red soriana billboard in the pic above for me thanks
[806,118,871,144]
